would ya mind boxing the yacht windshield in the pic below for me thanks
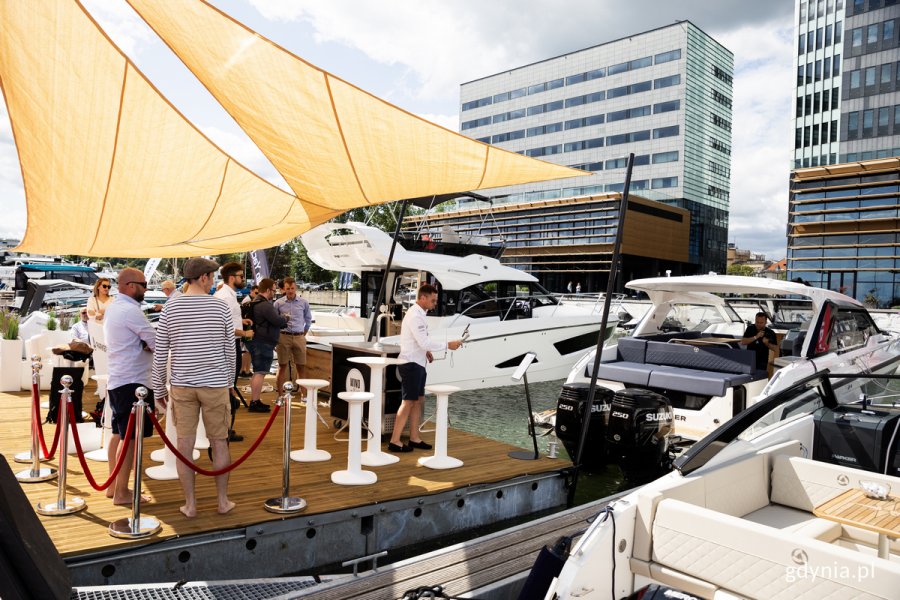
[658,303,738,333]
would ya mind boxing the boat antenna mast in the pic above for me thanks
[567,153,634,507]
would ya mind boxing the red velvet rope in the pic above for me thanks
[32,382,62,459]
[147,403,281,476]
[67,403,136,491]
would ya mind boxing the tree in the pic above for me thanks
[726,264,755,277]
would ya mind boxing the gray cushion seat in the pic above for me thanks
[647,365,760,397]
[594,361,652,386]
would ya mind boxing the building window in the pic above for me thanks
[653,150,679,164]
[816,60,822,82]
[826,24,833,47]
[823,89,831,112]
[868,24,879,45]
[462,97,492,112]
[713,66,733,84]
[707,185,730,200]
[883,64,893,84]
[833,55,841,76]
[654,74,681,89]
[831,87,840,107]
[711,114,732,132]
[863,108,874,136]
[851,70,861,89]
[655,49,681,64]
[708,160,730,176]
[461,117,491,130]
[710,137,731,155]
[885,20,895,41]
[653,125,680,139]
[879,106,891,129]
[852,27,862,48]
[824,58,832,80]
[652,177,679,189]
[654,99,681,113]
[848,111,859,139]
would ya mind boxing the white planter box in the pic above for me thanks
[0,338,24,392]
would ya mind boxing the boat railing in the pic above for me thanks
[555,292,627,317]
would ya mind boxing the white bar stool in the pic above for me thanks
[418,384,462,470]
[331,391,376,486]
[290,378,331,462]
[146,399,199,480]
[348,356,406,467]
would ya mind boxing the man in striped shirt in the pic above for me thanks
[151,258,236,518]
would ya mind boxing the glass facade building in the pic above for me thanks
[794,0,900,167]
[787,158,900,306]
[456,21,733,275]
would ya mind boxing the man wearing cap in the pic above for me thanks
[105,267,156,505]
[273,276,312,392]
[151,258,236,518]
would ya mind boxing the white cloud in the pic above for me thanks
[719,23,794,260]
[0,100,26,239]
[415,113,459,132]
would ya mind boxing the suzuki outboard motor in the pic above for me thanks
[606,388,673,481]
[554,382,613,471]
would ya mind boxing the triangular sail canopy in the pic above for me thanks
[0,1,338,257]
[127,0,586,211]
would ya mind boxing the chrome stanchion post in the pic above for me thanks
[36,376,86,515]
[264,383,307,514]
[109,387,161,538]
[16,359,57,481]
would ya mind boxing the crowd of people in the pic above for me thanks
[96,261,462,518]
[99,260,317,518]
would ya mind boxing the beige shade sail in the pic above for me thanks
[0,1,341,258]
[127,0,587,211]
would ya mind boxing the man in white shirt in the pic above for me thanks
[388,284,462,453]
[213,262,253,441]
[70,308,90,344]
[104,267,156,505]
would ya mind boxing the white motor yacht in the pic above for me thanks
[300,222,616,390]
[548,362,900,599]
[553,275,897,470]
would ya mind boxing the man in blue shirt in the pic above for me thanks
[105,267,155,505]
[273,276,312,392]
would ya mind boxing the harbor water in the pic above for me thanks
[421,377,627,505]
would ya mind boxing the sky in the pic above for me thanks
[0,0,795,261]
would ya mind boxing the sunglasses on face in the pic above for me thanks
[129,281,148,288]
[100,284,110,289]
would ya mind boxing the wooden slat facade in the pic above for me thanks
[0,379,569,560]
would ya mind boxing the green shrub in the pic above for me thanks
[46,311,58,331]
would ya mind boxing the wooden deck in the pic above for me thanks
[0,378,569,561]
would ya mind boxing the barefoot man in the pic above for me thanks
[152,258,236,517]
[104,267,156,505]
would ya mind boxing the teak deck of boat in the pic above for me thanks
[0,379,569,560]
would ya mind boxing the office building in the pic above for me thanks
[787,157,900,306]
[451,20,733,279]
[794,0,900,167]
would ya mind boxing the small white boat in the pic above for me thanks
[548,275,899,478]
[300,222,617,390]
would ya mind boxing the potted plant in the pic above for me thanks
[46,310,58,331]
[58,312,72,332]
[0,309,23,392]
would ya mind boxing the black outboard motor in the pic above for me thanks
[606,388,673,481]
[554,382,613,471]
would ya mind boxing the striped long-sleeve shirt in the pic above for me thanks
[151,294,235,398]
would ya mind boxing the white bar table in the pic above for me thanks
[348,356,406,467]
[290,378,331,462]
[418,385,463,470]
[331,391,376,486]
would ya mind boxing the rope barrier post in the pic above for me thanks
[109,387,161,538]
[15,359,57,482]
[14,355,49,464]
[264,383,307,514]
[36,376,86,516]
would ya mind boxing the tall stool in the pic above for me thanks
[331,391,376,486]
[418,384,463,470]
[290,379,331,462]
[347,356,406,467]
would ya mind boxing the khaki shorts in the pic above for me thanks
[171,386,231,440]
[276,332,307,367]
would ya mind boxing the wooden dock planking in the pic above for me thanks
[0,379,569,559]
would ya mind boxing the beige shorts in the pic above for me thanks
[276,332,307,366]
[171,386,231,440]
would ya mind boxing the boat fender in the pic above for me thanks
[401,584,476,599]
[515,534,574,600]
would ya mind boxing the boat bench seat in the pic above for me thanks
[596,337,765,396]
[631,445,900,598]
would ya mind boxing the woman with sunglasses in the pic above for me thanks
[87,278,114,322]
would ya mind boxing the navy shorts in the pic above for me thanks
[108,383,154,438]
[398,362,427,400]
[247,340,276,374]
